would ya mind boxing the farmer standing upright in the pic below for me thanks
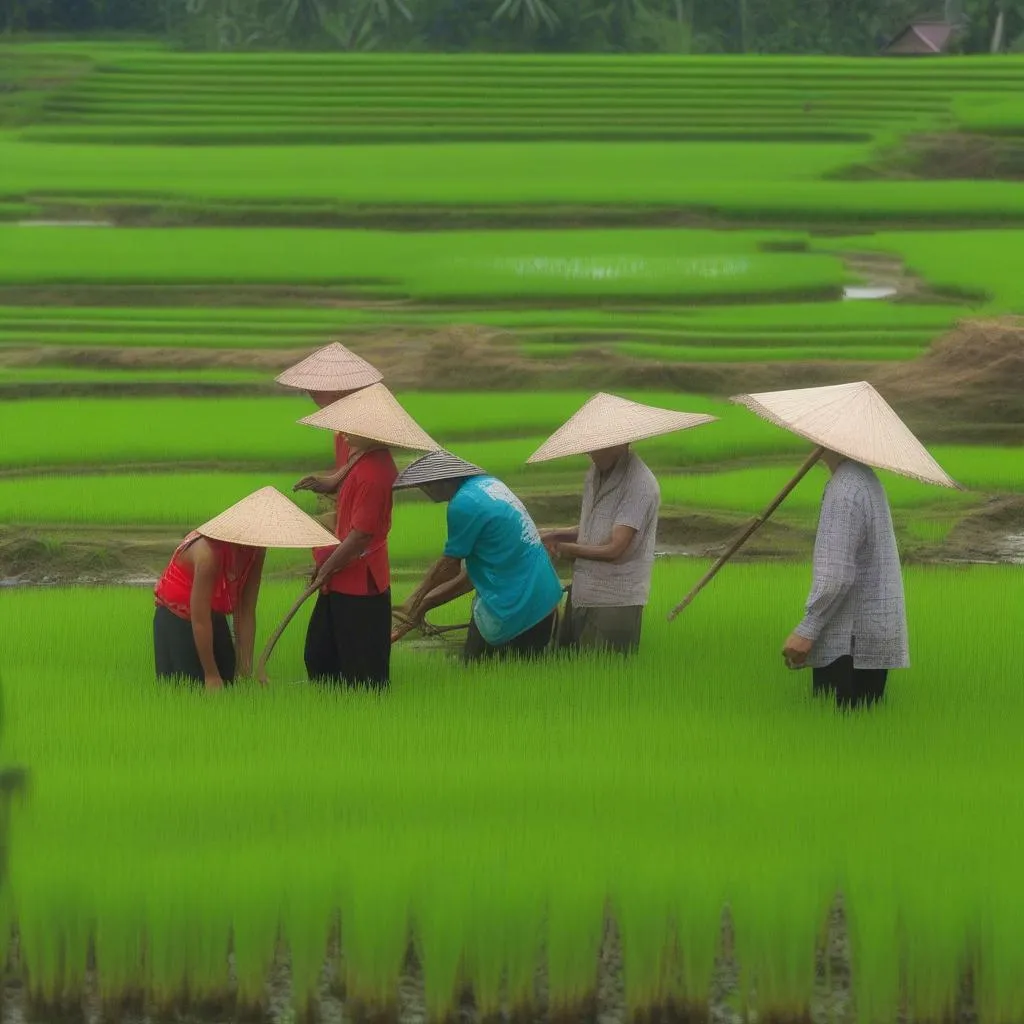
[392,450,564,662]
[731,381,959,709]
[275,341,384,494]
[298,384,440,687]
[153,487,339,689]
[529,393,715,654]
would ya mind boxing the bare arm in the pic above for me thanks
[187,540,223,690]
[312,529,373,589]
[420,569,474,613]
[541,526,579,549]
[233,549,266,679]
[558,525,636,563]
[402,556,464,620]
[294,465,347,495]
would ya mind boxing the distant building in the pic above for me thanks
[882,20,958,55]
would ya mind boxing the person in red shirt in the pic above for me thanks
[274,341,384,494]
[153,487,339,690]
[155,533,263,689]
[297,384,441,688]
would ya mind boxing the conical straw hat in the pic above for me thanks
[394,450,487,490]
[275,342,383,392]
[298,383,441,452]
[527,392,717,464]
[731,381,959,488]
[196,487,340,548]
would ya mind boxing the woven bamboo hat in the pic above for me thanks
[299,383,442,452]
[393,450,487,490]
[196,487,340,548]
[731,381,959,488]
[527,392,717,464]
[275,342,383,393]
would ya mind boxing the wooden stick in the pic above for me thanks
[667,446,825,622]
[255,582,320,683]
[391,610,469,643]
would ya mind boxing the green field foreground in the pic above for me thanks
[3,564,1023,1019]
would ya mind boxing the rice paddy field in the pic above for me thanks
[1,41,1023,1024]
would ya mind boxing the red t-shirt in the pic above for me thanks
[314,448,397,596]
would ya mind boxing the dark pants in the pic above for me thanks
[463,610,556,664]
[812,655,888,710]
[304,589,392,688]
[153,605,236,684]
[558,599,643,655]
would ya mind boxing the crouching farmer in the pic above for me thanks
[153,486,339,689]
[393,451,564,663]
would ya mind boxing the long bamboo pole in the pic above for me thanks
[667,445,825,622]
[255,582,319,683]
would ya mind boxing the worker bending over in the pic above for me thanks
[153,487,338,689]
[393,451,563,662]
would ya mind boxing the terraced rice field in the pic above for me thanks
[0,43,1023,1024]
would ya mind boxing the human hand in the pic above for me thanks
[310,566,332,593]
[554,542,578,561]
[390,619,416,644]
[782,632,813,669]
[294,474,335,495]
[205,675,225,691]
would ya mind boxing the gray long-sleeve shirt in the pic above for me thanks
[795,460,909,670]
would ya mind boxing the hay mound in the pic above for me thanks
[879,316,1024,437]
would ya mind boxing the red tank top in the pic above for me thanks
[154,532,257,621]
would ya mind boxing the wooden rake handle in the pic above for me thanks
[255,582,320,683]
[667,446,825,622]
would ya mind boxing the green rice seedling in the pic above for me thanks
[656,464,986,518]
[612,342,927,363]
[0,393,801,471]
[0,227,847,302]
[899,514,961,546]
[1,563,1023,1019]
[0,302,963,347]
[814,230,1024,310]
[0,202,37,221]
[1,459,1001,534]
[0,136,878,205]
[0,366,270,384]
[0,471,448,563]
[953,93,1024,133]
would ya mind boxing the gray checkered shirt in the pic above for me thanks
[796,460,909,670]
[571,450,660,608]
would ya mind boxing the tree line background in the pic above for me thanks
[3,0,1024,59]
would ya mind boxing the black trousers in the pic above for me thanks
[304,589,392,688]
[812,655,888,710]
[464,610,556,664]
[153,605,236,684]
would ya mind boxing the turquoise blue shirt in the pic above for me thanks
[443,476,563,646]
